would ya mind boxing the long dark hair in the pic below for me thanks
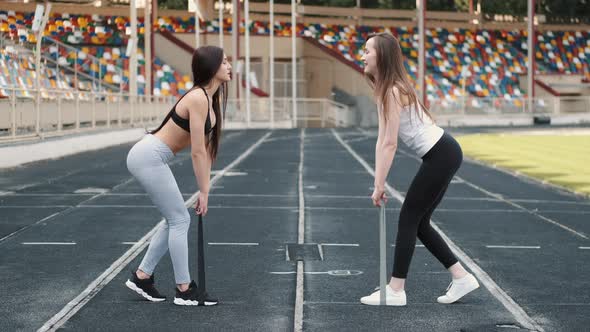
[150,46,227,161]
[365,32,433,123]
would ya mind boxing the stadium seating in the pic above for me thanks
[1,9,589,101]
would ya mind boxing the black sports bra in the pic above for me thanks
[169,86,214,135]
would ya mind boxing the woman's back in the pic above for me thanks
[153,88,213,154]
[397,103,443,157]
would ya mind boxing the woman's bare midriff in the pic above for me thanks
[153,121,191,155]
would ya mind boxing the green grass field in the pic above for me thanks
[455,132,590,196]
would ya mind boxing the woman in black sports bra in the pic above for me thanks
[124,46,231,306]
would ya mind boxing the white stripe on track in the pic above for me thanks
[486,245,541,249]
[208,242,259,246]
[294,128,305,332]
[22,242,76,245]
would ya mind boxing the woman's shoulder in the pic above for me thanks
[185,87,208,103]
[390,86,412,108]
[178,88,208,113]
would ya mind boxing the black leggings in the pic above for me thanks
[392,132,462,279]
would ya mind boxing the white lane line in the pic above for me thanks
[294,128,305,332]
[37,131,273,332]
[264,132,340,143]
[78,205,157,208]
[0,212,62,243]
[486,245,541,249]
[390,244,425,248]
[209,193,297,197]
[27,204,586,215]
[121,242,139,245]
[0,206,74,208]
[307,194,371,199]
[74,188,109,194]
[395,148,588,240]
[344,137,371,143]
[0,166,188,244]
[22,242,76,245]
[208,242,259,246]
[321,243,360,247]
[333,129,544,332]
[2,193,90,196]
[12,192,585,206]
[510,199,590,206]
[457,177,588,240]
[7,160,116,192]
[579,247,590,250]
[210,170,248,176]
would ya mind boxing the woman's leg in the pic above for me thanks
[416,185,459,269]
[129,161,192,286]
[391,134,463,288]
[390,161,450,284]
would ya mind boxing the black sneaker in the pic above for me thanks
[125,271,167,302]
[173,280,218,306]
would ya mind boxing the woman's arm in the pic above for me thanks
[373,90,402,205]
[184,91,211,214]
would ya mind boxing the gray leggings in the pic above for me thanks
[126,134,191,284]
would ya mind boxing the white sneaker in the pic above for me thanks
[437,273,480,304]
[360,285,407,306]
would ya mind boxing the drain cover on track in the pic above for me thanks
[286,243,323,261]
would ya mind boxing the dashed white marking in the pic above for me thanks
[77,205,157,208]
[271,270,363,276]
[211,170,248,176]
[74,187,108,194]
[0,206,73,208]
[579,247,590,250]
[344,137,371,143]
[486,245,541,249]
[22,242,76,245]
[321,243,359,247]
[209,193,296,197]
[208,242,259,246]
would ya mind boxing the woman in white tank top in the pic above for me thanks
[357,32,480,306]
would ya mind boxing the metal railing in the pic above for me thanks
[0,88,353,142]
[4,88,588,143]
[224,97,353,128]
[0,87,174,141]
[428,96,590,115]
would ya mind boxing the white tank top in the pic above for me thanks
[398,104,443,157]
